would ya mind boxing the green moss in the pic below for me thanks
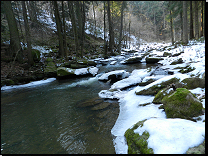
[124,119,154,154]
[57,67,75,76]
[46,57,53,62]
[178,65,195,73]
[136,78,179,95]
[181,77,205,89]
[162,88,203,119]
[31,49,41,62]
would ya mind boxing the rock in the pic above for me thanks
[153,87,175,104]
[178,65,195,73]
[172,51,184,57]
[150,67,169,75]
[181,77,205,89]
[96,109,110,118]
[124,119,154,154]
[91,102,111,110]
[138,79,155,86]
[145,57,163,64]
[44,61,57,77]
[70,63,87,69]
[136,78,180,95]
[1,79,15,86]
[98,70,130,82]
[77,97,104,107]
[121,56,142,64]
[186,140,205,154]
[31,49,41,62]
[170,58,183,65]
[57,66,98,79]
[161,88,203,120]
[163,52,172,57]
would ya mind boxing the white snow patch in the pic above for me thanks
[134,118,205,154]
[98,70,130,81]
[1,78,56,91]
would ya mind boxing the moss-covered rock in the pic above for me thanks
[57,67,75,77]
[170,58,183,65]
[178,65,195,73]
[153,87,175,104]
[162,88,203,120]
[181,77,205,89]
[121,56,142,64]
[44,61,57,77]
[138,79,155,86]
[31,49,41,62]
[136,78,180,95]
[172,51,184,57]
[186,140,205,154]
[146,57,163,64]
[70,63,88,69]
[124,119,154,154]
[46,57,53,62]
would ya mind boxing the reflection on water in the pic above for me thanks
[1,63,154,154]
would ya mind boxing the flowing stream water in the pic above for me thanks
[1,62,157,154]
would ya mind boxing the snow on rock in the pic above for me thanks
[75,67,99,76]
[110,69,153,90]
[98,70,130,81]
[134,118,205,154]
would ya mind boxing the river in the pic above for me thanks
[1,62,157,154]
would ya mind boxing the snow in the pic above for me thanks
[74,67,99,76]
[134,118,205,154]
[98,70,130,81]
[110,69,152,90]
[1,78,56,91]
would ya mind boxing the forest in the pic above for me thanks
[1,1,205,154]
[1,1,205,85]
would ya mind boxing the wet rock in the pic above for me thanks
[163,52,172,57]
[146,57,163,64]
[91,102,111,110]
[124,119,154,154]
[181,77,205,89]
[121,56,142,64]
[138,79,155,86]
[98,70,130,82]
[161,88,203,120]
[96,109,110,118]
[77,97,104,108]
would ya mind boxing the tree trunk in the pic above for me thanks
[118,1,124,54]
[22,1,34,66]
[68,1,79,58]
[180,11,183,41]
[53,1,64,57]
[183,1,188,45]
[189,1,194,39]
[200,1,203,37]
[80,1,85,58]
[103,1,107,57]
[92,1,97,37]
[194,1,199,39]
[62,1,67,58]
[170,10,174,45]
[107,1,114,55]
[3,1,23,63]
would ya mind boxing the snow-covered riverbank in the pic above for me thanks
[98,38,205,154]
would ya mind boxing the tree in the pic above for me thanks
[68,1,79,58]
[107,1,114,55]
[118,1,125,54]
[189,1,194,39]
[103,1,107,58]
[182,1,188,45]
[22,1,34,66]
[53,1,64,57]
[194,1,199,39]
[3,1,23,63]
[62,1,67,58]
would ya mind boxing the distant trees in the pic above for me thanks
[182,1,188,45]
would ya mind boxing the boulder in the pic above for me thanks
[124,119,154,154]
[186,140,205,154]
[57,66,98,79]
[161,88,203,120]
[152,87,175,104]
[98,70,130,82]
[170,58,183,65]
[136,78,180,95]
[181,77,205,89]
[163,52,172,57]
[44,61,57,77]
[146,57,163,64]
[121,56,142,64]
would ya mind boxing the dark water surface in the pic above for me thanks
[1,63,156,154]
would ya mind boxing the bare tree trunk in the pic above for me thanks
[194,1,199,39]
[200,1,203,37]
[180,11,183,41]
[3,1,23,63]
[53,1,64,57]
[183,1,188,45]
[170,9,174,45]
[68,1,79,58]
[22,1,34,66]
[107,1,114,55]
[92,1,97,38]
[190,1,194,39]
[118,1,124,54]
[62,1,67,58]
